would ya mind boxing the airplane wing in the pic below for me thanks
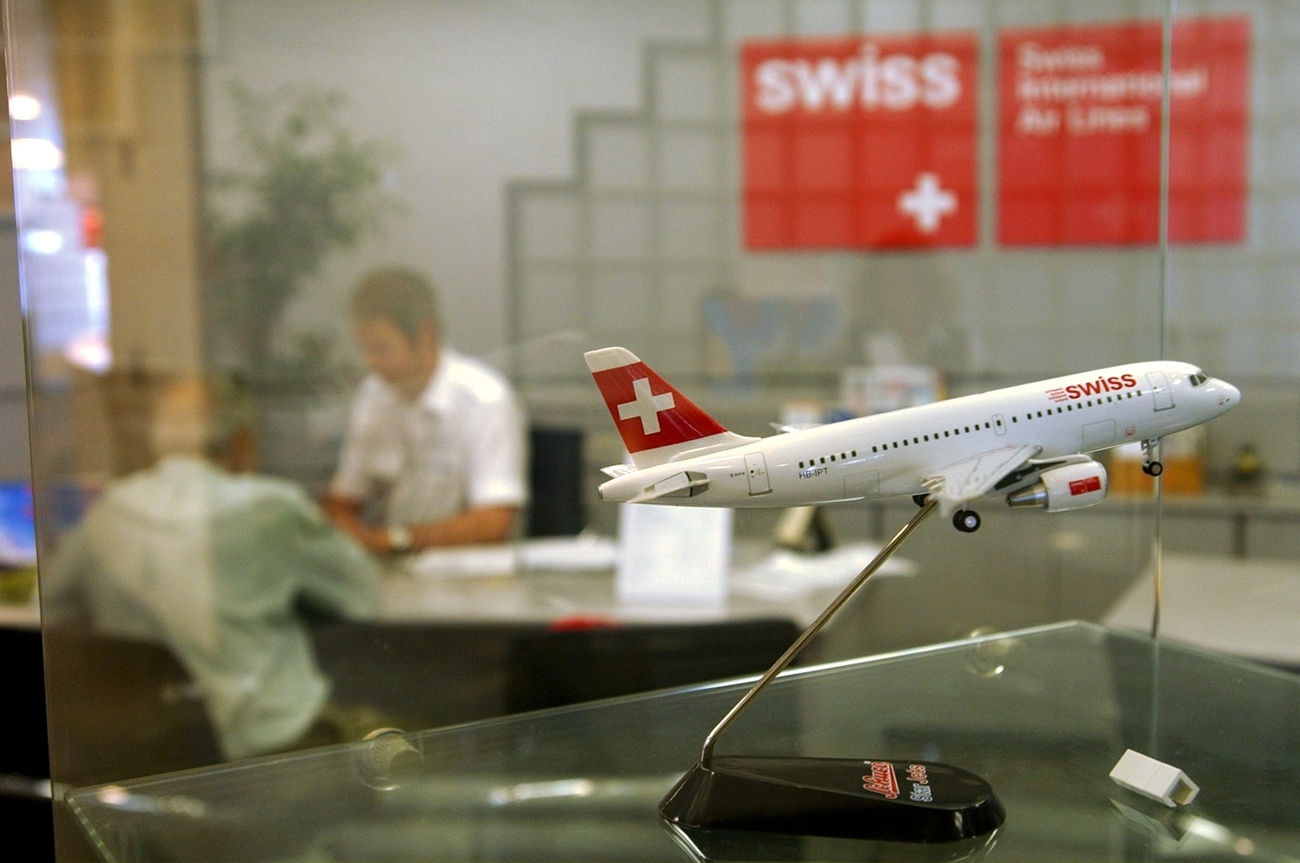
[923,445,1042,516]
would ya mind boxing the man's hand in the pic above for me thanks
[322,493,518,554]
[321,493,389,553]
[406,505,518,550]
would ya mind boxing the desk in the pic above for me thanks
[0,537,894,633]
[336,539,905,726]
[1103,553,1300,668]
[27,538,891,792]
[1098,489,1300,559]
[315,537,848,731]
[378,537,901,629]
[65,622,1300,862]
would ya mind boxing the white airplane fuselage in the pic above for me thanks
[597,361,1238,510]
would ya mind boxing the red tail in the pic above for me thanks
[585,347,755,468]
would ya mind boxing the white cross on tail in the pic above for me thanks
[618,377,675,434]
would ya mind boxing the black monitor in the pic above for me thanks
[527,426,586,537]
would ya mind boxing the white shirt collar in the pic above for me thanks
[417,347,463,416]
[362,347,464,416]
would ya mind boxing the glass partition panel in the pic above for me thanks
[1157,3,1300,665]
[4,1,1289,859]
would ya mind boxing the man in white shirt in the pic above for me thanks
[324,267,527,554]
[44,377,383,760]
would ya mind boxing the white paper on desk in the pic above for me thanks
[616,504,732,605]
[731,542,915,601]
[404,544,518,579]
[517,535,618,571]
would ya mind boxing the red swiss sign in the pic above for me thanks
[999,16,1251,245]
[741,33,978,250]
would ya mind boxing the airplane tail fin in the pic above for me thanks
[584,346,758,469]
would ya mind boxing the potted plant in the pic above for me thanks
[204,81,403,389]
[204,83,403,484]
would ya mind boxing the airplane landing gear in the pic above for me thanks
[913,493,930,508]
[1141,438,1164,477]
[953,509,981,533]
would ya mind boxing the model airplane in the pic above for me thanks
[585,347,1239,532]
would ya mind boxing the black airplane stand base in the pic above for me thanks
[659,500,1007,844]
[660,756,1005,844]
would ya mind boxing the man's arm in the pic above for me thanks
[320,490,388,554]
[322,491,518,554]
[405,503,518,550]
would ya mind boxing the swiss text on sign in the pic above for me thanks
[741,33,978,250]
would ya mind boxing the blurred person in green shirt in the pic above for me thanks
[44,375,383,760]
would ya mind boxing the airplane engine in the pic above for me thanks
[1006,461,1108,512]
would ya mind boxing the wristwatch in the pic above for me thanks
[387,524,413,554]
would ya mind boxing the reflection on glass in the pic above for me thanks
[1,3,1295,861]
[63,625,1300,862]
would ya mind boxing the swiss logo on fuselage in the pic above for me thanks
[1047,373,1137,403]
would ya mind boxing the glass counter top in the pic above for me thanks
[65,621,1300,862]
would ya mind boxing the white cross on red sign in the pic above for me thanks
[618,378,674,435]
[898,173,957,234]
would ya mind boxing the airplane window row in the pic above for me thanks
[865,421,997,456]
[800,450,859,468]
[1015,389,1144,424]
[795,389,1152,470]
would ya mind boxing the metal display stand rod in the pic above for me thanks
[700,499,937,768]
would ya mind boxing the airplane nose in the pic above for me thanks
[1214,379,1241,409]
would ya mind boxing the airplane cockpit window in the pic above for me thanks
[1189,372,1209,386]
